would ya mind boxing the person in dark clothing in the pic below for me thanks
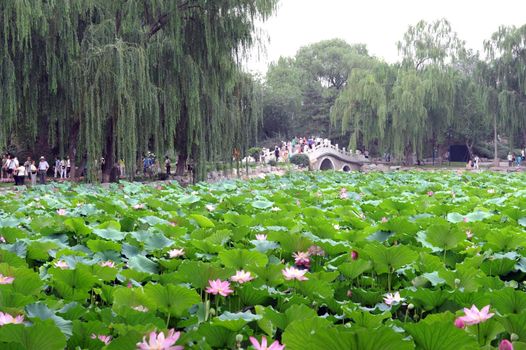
[274,146,280,162]
[165,156,171,177]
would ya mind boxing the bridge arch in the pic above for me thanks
[342,165,351,172]
[319,158,335,171]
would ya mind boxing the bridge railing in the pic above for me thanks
[305,143,368,162]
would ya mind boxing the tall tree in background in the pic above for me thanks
[0,0,277,181]
[484,24,526,163]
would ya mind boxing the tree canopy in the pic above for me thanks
[0,0,278,180]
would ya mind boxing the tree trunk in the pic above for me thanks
[176,153,187,176]
[67,120,80,180]
[493,113,499,166]
[102,117,116,183]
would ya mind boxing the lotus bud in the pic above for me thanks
[351,250,359,260]
[408,303,414,310]
[499,339,514,350]
[511,333,519,341]
[454,318,465,329]
[346,290,352,298]
[235,334,243,342]
[209,308,216,316]
[454,278,461,287]
[413,314,420,321]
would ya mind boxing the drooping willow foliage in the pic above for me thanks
[0,0,277,181]
[331,19,526,162]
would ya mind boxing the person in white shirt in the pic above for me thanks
[38,156,50,184]
[14,164,26,186]
[60,159,67,179]
[29,161,37,186]
[474,155,480,169]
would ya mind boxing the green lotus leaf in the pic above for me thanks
[212,311,262,331]
[86,239,122,253]
[425,221,465,251]
[338,260,372,280]
[491,288,526,314]
[252,199,273,210]
[364,243,418,274]
[404,315,478,350]
[130,231,174,251]
[0,320,67,350]
[25,302,73,337]
[127,255,159,274]
[143,283,200,317]
[63,218,92,236]
[189,214,215,228]
[50,265,97,301]
[500,313,526,343]
[218,249,268,269]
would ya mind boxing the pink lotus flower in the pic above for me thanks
[346,290,353,298]
[339,188,348,199]
[230,270,254,284]
[169,221,177,227]
[133,204,145,210]
[307,245,325,257]
[0,312,24,325]
[54,260,69,269]
[205,204,215,212]
[0,236,5,243]
[457,305,494,326]
[333,224,340,230]
[454,317,465,329]
[282,266,308,281]
[91,334,112,345]
[255,234,267,241]
[100,261,115,268]
[499,340,514,350]
[427,191,434,196]
[463,217,469,223]
[351,250,359,260]
[249,336,285,350]
[56,209,67,216]
[0,274,15,284]
[487,189,496,194]
[465,230,473,239]
[136,329,183,350]
[381,217,388,223]
[168,249,185,258]
[133,305,149,312]
[384,292,404,305]
[206,279,234,297]
[292,251,310,268]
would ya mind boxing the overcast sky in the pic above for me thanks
[245,0,526,74]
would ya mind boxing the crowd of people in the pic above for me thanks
[1,154,57,186]
[507,149,526,167]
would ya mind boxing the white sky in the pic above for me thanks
[245,0,526,74]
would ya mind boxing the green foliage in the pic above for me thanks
[289,154,310,168]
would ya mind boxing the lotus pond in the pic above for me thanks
[0,171,526,349]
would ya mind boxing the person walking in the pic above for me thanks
[474,155,480,170]
[508,152,513,167]
[38,156,50,184]
[60,158,67,178]
[29,160,37,186]
[66,157,71,178]
[165,156,171,178]
[274,146,280,162]
[14,163,26,186]
[54,157,61,178]
[5,155,15,180]
[119,159,125,178]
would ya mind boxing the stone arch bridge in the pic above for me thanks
[306,144,369,171]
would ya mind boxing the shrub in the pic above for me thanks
[248,147,262,161]
[290,154,310,168]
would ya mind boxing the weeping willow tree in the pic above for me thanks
[484,24,526,162]
[0,0,277,181]
[330,62,391,153]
